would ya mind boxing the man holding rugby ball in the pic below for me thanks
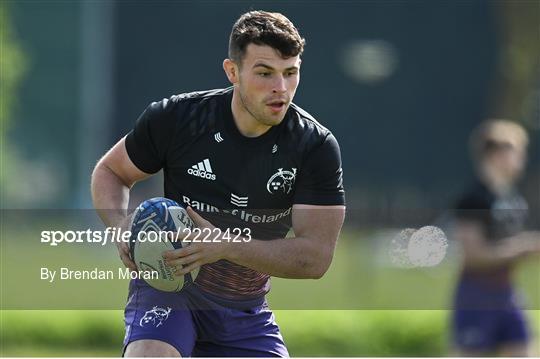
[92,11,345,357]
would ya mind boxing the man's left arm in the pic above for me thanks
[165,204,345,279]
[165,132,346,278]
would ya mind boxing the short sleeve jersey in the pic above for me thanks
[455,181,528,241]
[454,180,528,285]
[125,87,345,300]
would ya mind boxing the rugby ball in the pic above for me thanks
[129,197,197,292]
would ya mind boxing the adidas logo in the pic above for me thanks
[187,159,216,181]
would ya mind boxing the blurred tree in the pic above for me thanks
[0,3,27,205]
[492,1,540,230]
[492,1,540,127]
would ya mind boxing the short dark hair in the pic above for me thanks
[228,11,305,65]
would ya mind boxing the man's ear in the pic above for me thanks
[223,58,239,84]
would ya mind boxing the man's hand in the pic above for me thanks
[510,231,540,257]
[162,207,231,276]
[116,214,137,272]
[163,205,345,280]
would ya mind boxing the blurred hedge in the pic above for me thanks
[2,310,538,356]
[277,310,448,356]
[1,311,124,354]
[2,310,448,356]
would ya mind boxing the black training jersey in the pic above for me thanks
[454,180,528,285]
[455,181,528,241]
[125,87,345,300]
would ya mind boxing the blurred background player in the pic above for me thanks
[452,119,540,356]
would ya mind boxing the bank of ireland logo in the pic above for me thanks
[267,168,297,195]
[139,306,171,328]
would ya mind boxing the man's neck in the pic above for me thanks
[231,90,271,138]
[482,175,514,197]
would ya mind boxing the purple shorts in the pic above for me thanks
[452,279,529,351]
[123,279,288,357]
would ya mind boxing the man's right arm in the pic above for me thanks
[455,220,540,269]
[91,136,153,269]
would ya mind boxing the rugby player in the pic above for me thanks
[91,11,346,357]
[452,119,540,356]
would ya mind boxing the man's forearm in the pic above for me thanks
[465,237,533,269]
[466,248,518,269]
[91,163,131,227]
[224,236,334,279]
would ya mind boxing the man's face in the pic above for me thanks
[484,142,527,185]
[235,44,301,126]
